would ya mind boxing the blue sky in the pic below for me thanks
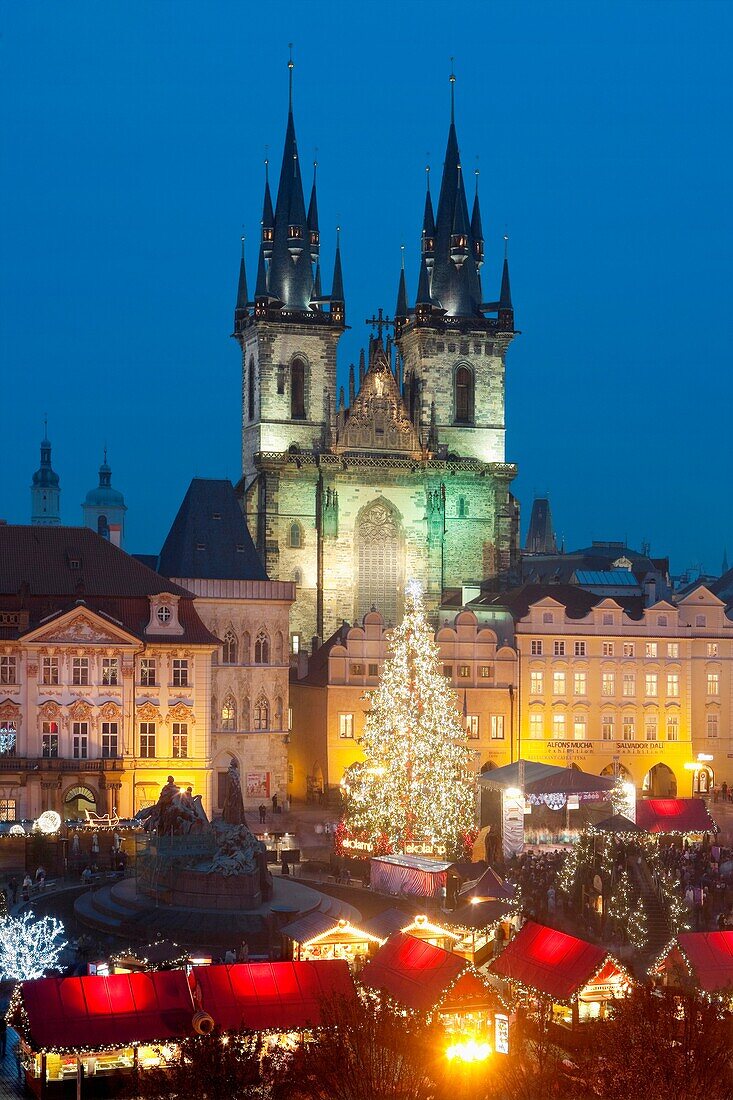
[1,0,731,575]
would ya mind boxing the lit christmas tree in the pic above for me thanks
[0,911,66,981]
[339,581,476,859]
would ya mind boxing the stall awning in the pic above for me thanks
[448,899,511,929]
[459,866,514,902]
[17,970,195,1052]
[192,961,356,1031]
[362,907,415,941]
[477,760,567,790]
[591,814,643,835]
[359,932,474,1012]
[282,914,382,948]
[525,769,616,796]
[657,932,733,993]
[635,798,717,834]
[490,921,622,1002]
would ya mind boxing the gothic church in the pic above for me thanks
[235,63,520,645]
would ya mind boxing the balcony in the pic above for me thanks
[0,757,125,773]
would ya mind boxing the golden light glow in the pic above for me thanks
[445,1037,492,1063]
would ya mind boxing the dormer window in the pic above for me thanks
[68,557,80,570]
[157,605,172,624]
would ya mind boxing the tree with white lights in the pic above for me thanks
[0,911,66,981]
[340,581,475,859]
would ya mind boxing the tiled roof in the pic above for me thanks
[474,583,645,621]
[158,479,267,582]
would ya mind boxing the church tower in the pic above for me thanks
[30,423,61,525]
[82,451,127,547]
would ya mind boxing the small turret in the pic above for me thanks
[395,246,408,329]
[471,170,484,267]
[261,160,274,260]
[422,167,436,271]
[358,348,366,388]
[233,237,249,334]
[307,162,320,263]
[498,238,514,332]
[348,363,356,405]
[82,449,127,547]
[449,166,470,268]
[31,420,61,526]
[415,255,433,318]
[330,228,345,324]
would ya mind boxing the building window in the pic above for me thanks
[645,715,658,741]
[102,722,119,758]
[454,365,474,424]
[573,714,587,740]
[622,643,635,658]
[490,715,505,740]
[42,722,59,757]
[102,658,119,686]
[72,722,89,759]
[172,659,189,688]
[530,671,544,695]
[530,640,543,656]
[442,665,453,678]
[140,658,156,686]
[351,663,365,676]
[695,614,707,628]
[707,672,720,696]
[622,674,636,697]
[602,672,615,697]
[338,713,354,739]
[72,657,89,686]
[542,612,554,625]
[457,497,469,518]
[458,665,470,678]
[248,357,255,421]
[602,614,614,626]
[552,713,565,739]
[254,696,269,731]
[221,697,236,731]
[707,642,719,657]
[157,605,172,624]
[645,642,658,658]
[139,723,156,758]
[645,673,658,697]
[0,722,16,755]
[479,665,491,678]
[529,713,544,740]
[291,358,306,419]
[574,641,586,657]
[622,716,635,741]
[289,522,303,549]
[0,799,16,822]
[658,615,668,627]
[573,672,587,696]
[602,715,614,741]
[667,674,680,698]
[0,656,17,685]
[222,630,238,664]
[41,657,59,686]
[666,715,679,741]
[172,723,188,758]
[466,715,480,739]
[553,641,565,656]
[602,642,614,657]
[553,671,566,695]
[291,634,300,655]
[667,642,679,658]
[254,631,270,664]
[707,712,719,738]
[368,663,379,677]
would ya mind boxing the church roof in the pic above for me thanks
[158,479,267,582]
[337,339,420,456]
[84,458,126,509]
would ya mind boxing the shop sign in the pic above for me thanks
[545,740,593,755]
[615,742,665,754]
[246,771,270,798]
[494,1013,510,1054]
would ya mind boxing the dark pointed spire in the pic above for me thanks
[307,160,320,262]
[358,348,366,388]
[235,237,248,311]
[261,160,274,259]
[338,385,345,412]
[415,254,433,307]
[330,227,345,323]
[348,363,356,405]
[395,247,408,320]
[498,235,514,331]
[311,259,323,310]
[471,170,484,267]
[254,242,268,311]
[422,167,436,270]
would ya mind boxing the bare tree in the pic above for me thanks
[125,1031,267,1099]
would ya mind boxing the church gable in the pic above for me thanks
[336,342,420,456]
[23,606,140,648]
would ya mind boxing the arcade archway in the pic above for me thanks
[64,785,97,820]
[642,762,677,798]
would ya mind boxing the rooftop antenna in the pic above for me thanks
[400,243,405,270]
[288,43,294,110]
[449,57,456,123]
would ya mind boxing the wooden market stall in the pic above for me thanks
[281,913,383,967]
[369,853,456,899]
[447,899,515,968]
[651,931,733,1004]
[359,931,501,1043]
[634,798,717,836]
[489,920,633,1027]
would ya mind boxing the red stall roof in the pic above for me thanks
[490,921,622,1002]
[635,798,717,834]
[359,932,490,1013]
[192,961,356,1031]
[660,932,733,994]
[19,970,195,1052]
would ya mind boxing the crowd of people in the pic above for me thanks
[505,849,567,923]
[657,839,733,930]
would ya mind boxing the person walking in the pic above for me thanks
[21,874,32,903]
[8,877,18,905]
[258,803,267,824]
[271,793,278,815]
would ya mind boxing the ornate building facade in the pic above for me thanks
[0,526,217,822]
[234,67,520,648]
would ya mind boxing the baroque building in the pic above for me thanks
[0,525,217,822]
[234,65,520,647]
[157,478,295,811]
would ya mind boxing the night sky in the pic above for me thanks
[1,1,731,575]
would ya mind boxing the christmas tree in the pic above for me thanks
[339,581,476,859]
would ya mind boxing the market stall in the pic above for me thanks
[369,853,456,899]
[447,900,516,968]
[359,931,501,1043]
[281,914,383,967]
[635,798,717,836]
[489,920,633,1027]
[651,931,733,1004]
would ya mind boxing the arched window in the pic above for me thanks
[222,629,237,664]
[292,569,302,586]
[254,630,270,664]
[458,497,469,518]
[291,358,306,420]
[254,695,269,730]
[356,498,401,624]
[221,696,237,731]
[97,515,108,536]
[248,358,255,421]
[455,366,474,424]
[242,696,250,730]
[242,631,251,663]
[289,522,302,548]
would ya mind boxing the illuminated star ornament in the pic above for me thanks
[0,911,67,981]
[339,582,475,859]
